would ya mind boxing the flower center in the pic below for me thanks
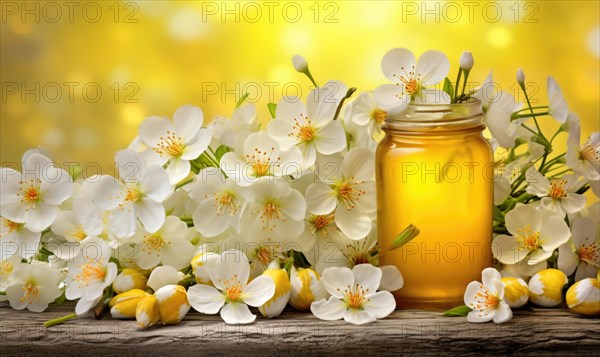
[65,224,87,242]
[343,240,376,267]
[155,130,185,158]
[17,179,42,210]
[580,137,600,162]
[290,114,316,143]
[75,262,107,287]
[222,276,243,302]
[578,243,599,266]
[334,178,366,210]
[394,66,422,96]
[257,201,284,231]
[469,284,500,312]
[1,218,23,238]
[341,283,369,310]
[143,233,165,254]
[549,178,567,199]
[516,224,540,251]
[255,244,277,267]
[309,214,335,237]
[214,192,240,216]
[1,260,14,278]
[370,109,387,124]
[246,147,279,177]
[20,281,40,304]
[124,186,142,203]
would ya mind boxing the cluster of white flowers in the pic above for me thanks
[1,48,598,327]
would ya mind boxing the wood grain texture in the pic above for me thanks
[1,301,598,356]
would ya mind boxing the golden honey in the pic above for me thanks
[376,101,493,309]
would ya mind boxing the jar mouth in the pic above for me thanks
[382,99,484,132]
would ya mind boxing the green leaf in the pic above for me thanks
[214,145,232,162]
[443,77,454,101]
[391,224,420,250]
[235,93,249,109]
[493,205,505,223]
[443,305,471,317]
[267,102,277,119]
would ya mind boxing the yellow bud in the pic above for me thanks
[289,268,327,312]
[112,268,148,294]
[191,252,217,285]
[154,285,190,325]
[136,295,160,329]
[259,264,291,318]
[501,277,529,308]
[109,289,150,319]
[528,269,568,307]
[566,278,600,316]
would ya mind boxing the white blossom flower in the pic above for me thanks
[187,250,275,324]
[310,264,396,325]
[305,148,376,240]
[464,268,512,324]
[131,216,194,270]
[1,153,73,232]
[239,179,306,242]
[558,217,599,281]
[1,252,24,302]
[190,168,245,237]
[547,77,569,123]
[65,237,118,315]
[526,167,586,216]
[350,92,386,139]
[267,85,347,167]
[484,91,523,148]
[494,204,571,265]
[138,105,212,184]
[208,103,259,149]
[50,196,103,260]
[220,131,303,186]
[93,149,171,238]
[5,263,63,312]
[374,48,450,113]
[566,127,600,180]
[0,217,40,259]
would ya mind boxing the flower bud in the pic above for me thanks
[154,284,190,325]
[191,250,219,285]
[566,278,600,316]
[147,265,180,291]
[459,51,474,71]
[259,262,291,318]
[112,268,148,294]
[516,68,525,84]
[501,277,529,308]
[528,269,567,307]
[109,289,150,319]
[289,267,328,312]
[292,54,308,73]
[136,295,160,329]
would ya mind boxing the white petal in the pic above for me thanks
[310,297,346,321]
[315,120,346,155]
[547,77,568,123]
[108,205,137,238]
[351,264,382,293]
[220,302,256,324]
[278,189,307,221]
[335,205,372,240]
[115,149,147,182]
[306,87,337,123]
[40,169,72,205]
[160,236,194,270]
[363,290,396,319]
[210,250,250,291]
[481,268,502,288]
[493,234,528,264]
[26,203,57,232]
[378,265,404,291]
[381,48,416,83]
[305,184,336,216]
[187,284,225,314]
[415,50,450,85]
[92,175,121,211]
[173,104,204,142]
[147,265,180,291]
[343,309,376,325]
[165,158,191,185]
[492,301,513,324]
[525,167,550,196]
[505,204,542,236]
[539,215,571,251]
[463,281,483,309]
[140,165,171,202]
[373,84,409,115]
[139,116,174,148]
[322,266,354,298]
[241,275,275,306]
[341,148,375,182]
[181,128,211,160]
[137,198,165,234]
[266,118,297,150]
[467,309,494,323]
[557,242,579,277]
[192,200,234,237]
[571,217,596,248]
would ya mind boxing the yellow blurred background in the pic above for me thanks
[1,0,599,173]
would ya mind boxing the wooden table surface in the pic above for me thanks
[1,301,598,356]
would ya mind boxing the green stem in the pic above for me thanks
[175,178,193,190]
[511,112,550,120]
[235,93,249,109]
[454,68,463,99]
[333,87,356,120]
[44,313,77,328]
[460,69,470,98]
[514,105,548,113]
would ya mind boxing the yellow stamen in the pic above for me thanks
[393,66,422,96]
[20,281,40,304]
[17,179,42,210]
[339,283,369,310]
[579,243,599,267]
[335,177,366,210]
[245,147,279,177]
[155,130,185,158]
[308,214,335,237]
[516,224,540,251]
[143,233,166,255]
[75,262,107,288]
[257,201,284,231]
[548,178,567,199]
[213,192,240,216]
[468,284,500,314]
[222,275,243,302]
[289,113,316,143]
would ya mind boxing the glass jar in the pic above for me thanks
[376,101,493,309]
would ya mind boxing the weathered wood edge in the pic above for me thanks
[1,302,598,356]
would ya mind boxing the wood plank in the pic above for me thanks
[1,301,598,356]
